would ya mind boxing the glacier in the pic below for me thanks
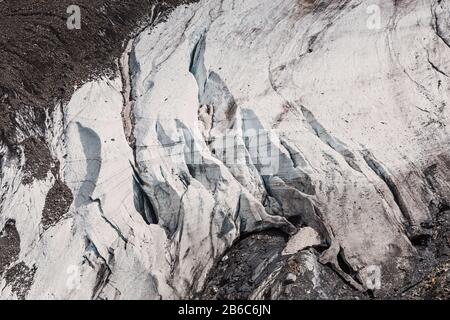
[0,0,449,299]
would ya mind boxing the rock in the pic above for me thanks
[285,273,297,285]
[201,231,366,300]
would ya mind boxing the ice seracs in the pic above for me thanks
[0,0,449,299]
[282,227,321,256]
